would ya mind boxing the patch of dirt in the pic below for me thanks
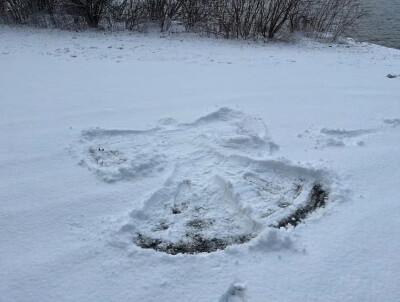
[277,184,329,228]
[135,232,254,255]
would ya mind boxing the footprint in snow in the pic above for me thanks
[383,118,400,127]
[299,118,400,150]
[298,126,374,149]
[219,283,247,302]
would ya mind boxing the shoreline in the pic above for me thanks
[1,23,399,56]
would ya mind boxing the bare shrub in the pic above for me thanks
[145,0,164,21]
[256,0,301,39]
[181,0,209,30]
[210,0,260,39]
[162,0,183,31]
[108,0,147,30]
[144,0,183,31]
[231,0,262,38]
[62,0,111,28]
[0,0,367,41]
[304,0,366,40]
[210,1,233,38]
[2,0,29,23]
[26,0,62,27]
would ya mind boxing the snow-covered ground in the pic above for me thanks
[1,25,399,301]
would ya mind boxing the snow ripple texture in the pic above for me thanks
[76,108,330,254]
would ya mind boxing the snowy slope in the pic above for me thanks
[0,25,400,301]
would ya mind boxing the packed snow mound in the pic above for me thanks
[74,108,331,254]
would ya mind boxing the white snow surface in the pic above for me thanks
[1,25,400,301]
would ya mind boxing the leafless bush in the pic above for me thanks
[29,0,59,14]
[108,0,146,30]
[181,0,209,30]
[62,0,111,28]
[2,0,29,23]
[143,0,182,30]
[210,0,261,39]
[26,0,62,27]
[163,0,183,31]
[0,0,367,41]
[256,0,301,39]
[302,0,366,40]
[144,0,163,21]
[230,0,261,38]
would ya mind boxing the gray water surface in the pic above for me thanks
[357,0,400,49]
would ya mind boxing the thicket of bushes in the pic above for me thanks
[0,0,366,40]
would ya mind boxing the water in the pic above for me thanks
[356,0,400,49]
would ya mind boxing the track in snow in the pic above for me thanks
[75,108,330,254]
[298,117,400,149]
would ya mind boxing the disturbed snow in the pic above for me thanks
[74,108,330,254]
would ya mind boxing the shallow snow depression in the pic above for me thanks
[75,108,331,255]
